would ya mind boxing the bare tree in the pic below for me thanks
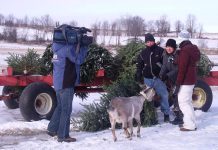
[186,14,197,38]
[40,14,54,40]
[120,17,130,36]
[108,21,117,45]
[30,17,40,28]
[3,27,17,42]
[15,18,23,27]
[101,20,110,44]
[20,28,29,42]
[33,28,45,43]
[91,22,101,43]
[111,21,117,36]
[102,21,109,36]
[115,19,122,45]
[23,15,29,27]
[175,20,184,37]
[41,14,54,30]
[198,24,203,38]
[131,16,145,38]
[121,16,145,38]
[147,20,156,33]
[5,14,15,27]
[0,14,5,25]
[155,15,170,37]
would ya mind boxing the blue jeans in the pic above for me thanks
[47,88,74,139]
[144,78,170,115]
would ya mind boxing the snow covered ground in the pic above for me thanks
[0,47,218,150]
[0,88,218,150]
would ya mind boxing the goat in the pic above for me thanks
[107,85,155,141]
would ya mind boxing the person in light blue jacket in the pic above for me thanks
[47,25,88,143]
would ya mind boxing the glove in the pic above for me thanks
[172,85,180,97]
[161,74,168,81]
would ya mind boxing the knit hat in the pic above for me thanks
[145,33,155,42]
[166,39,177,49]
[178,30,190,40]
[177,30,191,45]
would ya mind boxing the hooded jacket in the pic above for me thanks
[159,50,179,84]
[52,42,88,91]
[176,40,200,85]
[136,44,164,81]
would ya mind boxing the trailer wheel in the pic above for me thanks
[192,79,213,112]
[19,82,57,121]
[2,86,19,109]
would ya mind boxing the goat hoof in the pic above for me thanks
[113,138,117,142]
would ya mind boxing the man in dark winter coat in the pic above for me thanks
[159,39,183,125]
[47,25,88,142]
[136,33,170,122]
[174,31,200,131]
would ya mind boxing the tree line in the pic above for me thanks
[0,13,203,44]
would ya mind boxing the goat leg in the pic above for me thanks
[135,115,141,138]
[110,117,117,142]
[128,120,133,137]
[124,127,130,138]
[123,121,130,138]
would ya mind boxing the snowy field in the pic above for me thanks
[0,46,218,150]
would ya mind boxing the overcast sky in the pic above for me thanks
[0,0,218,33]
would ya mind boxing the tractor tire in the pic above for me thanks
[2,86,19,109]
[192,79,213,112]
[19,82,57,121]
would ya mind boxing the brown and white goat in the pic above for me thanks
[107,86,155,141]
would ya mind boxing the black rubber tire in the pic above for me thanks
[19,82,57,121]
[2,86,19,109]
[153,80,213,112]
[193,79,213,112]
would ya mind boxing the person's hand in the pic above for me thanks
[159,75,168,81]
[173,85,180,97]
[161,74,168,81]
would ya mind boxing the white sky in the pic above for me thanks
[0,0,218,33]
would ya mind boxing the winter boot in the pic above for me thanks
[170,111,183,125]
[164,114,170,122]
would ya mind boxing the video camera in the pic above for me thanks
[53,24,93,46]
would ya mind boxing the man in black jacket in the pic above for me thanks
[136,33,170,122]
[159,39,183,125]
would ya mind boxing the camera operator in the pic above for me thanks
[47,24,92,142]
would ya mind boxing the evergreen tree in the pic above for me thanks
[41,44,53,75]
[197,52,213,77]
[6,49,44,75]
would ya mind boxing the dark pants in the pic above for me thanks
[173,96,183,118]
[47,88,74,139]
[173,96,179,111]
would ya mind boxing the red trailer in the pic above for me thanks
[0,66,214,121]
